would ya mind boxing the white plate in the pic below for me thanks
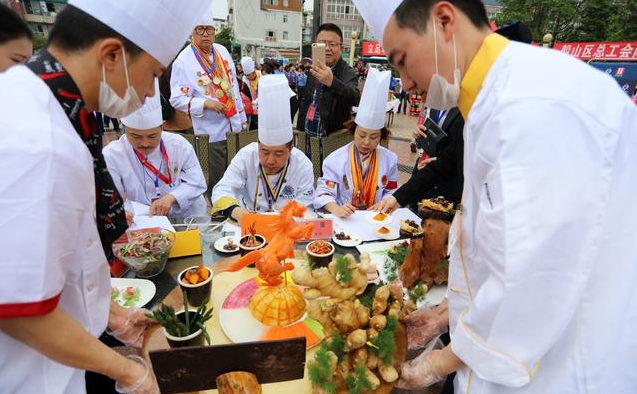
[332,231,362,247]
[374,226,400,240]
[110,278,156,308]
[365,211,393,226]
[214,236,241,253]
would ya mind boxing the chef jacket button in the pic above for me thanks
[87,284,95,292]
[450,286,461,293]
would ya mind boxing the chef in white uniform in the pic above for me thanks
[0,1,212,393]
[170,8,247,192]
[314,67,398,218]
[104,79,207,219]
[211,74,314,223]
[354,0,637,393]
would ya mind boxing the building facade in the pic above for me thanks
[5,0,66,35]
[314,0,375,51]
[483,0,502,21]
[230,0,303,62]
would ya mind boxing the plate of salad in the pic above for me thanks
[110,278,156,308]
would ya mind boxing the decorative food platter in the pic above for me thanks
[219,278,325,350]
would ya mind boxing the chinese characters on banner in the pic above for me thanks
[554,42,637,62]
[362,41,386,57]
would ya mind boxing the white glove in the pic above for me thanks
[107,307,156,350]
[396,337,446,390]
[115,355,160,394]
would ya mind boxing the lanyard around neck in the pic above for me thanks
[258,160,290,210]
[134,140,172,187]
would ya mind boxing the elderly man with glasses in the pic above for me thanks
[296,23,361,148]
[170,16,248,195]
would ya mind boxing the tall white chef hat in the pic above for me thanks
[121,79,163,130]
[193,2,215,27]
[352,0,403,42]
[258,75,296,146]
[241,56,256,75]
[68,0,213,66]
[355,68,391,130]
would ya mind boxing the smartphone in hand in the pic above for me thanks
[416,117,447,157]
[312,43,326,65]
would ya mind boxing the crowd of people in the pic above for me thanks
[1,0,636,394]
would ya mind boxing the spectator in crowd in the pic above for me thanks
[170,12,248,195]
[240,56,260,130]
[0,2,33,72]
[296,23,361,145]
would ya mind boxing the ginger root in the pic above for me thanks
[346,329,367,350]
[378,364,399,383]
[292,258,367,301]
[330,300,369,333]
[370,314,387,331]
[372,285,390,315]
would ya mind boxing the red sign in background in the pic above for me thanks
[362,41,386,57]
[554,42,637,62]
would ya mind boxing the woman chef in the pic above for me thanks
[104,79,208,219]
[314,67,399,218]
[211,74,315,222]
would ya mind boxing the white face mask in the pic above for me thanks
[98,49,143,119]
[424,18,461,111]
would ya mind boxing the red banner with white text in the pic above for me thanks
[362,41,386,57]
[554,41,637,62]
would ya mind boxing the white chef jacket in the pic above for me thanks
[447,35,637,393]
[0,66,110,394]
[211,142,314,212]
[103,132,207,217]
[170,43,246,142]
[314,142,398,209]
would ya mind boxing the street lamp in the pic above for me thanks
[542,33,554,48]
[349,31,359,67]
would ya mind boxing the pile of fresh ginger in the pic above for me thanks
[292,253,416,394]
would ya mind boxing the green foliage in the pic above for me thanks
[326,333,346,363]
[147,292,213,344]
[308,346,337,394]
[407,282,428,304]
[334,255,353,285]
[345,365,373,394]
[382,242,410,282]
[369,315,399,365]
[357,282,382,309]
[33,32,48,51]
[215,27,234,53]
[496,0,637,43]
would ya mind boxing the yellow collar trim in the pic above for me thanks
[458,33,510,120]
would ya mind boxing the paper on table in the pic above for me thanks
[128,215,175,233]
[323,208,421,242]
[130,201,150,216]
[221,221,241,236]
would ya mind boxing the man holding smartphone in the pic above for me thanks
[296,23,361,145]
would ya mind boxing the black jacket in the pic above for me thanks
[393,108,464,207]
[296,58,360,134]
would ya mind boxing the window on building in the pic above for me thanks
[266,30,277,42]
[283,31,289,40]
[37,25,43,33]
[283,14,288,23]
[46,2,55,13]
[326,0,362,21]
[263,0,278,5]
[283,0,289,6]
